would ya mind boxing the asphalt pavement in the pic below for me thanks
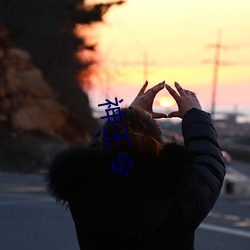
[0,172,78,250]
[195,195,250,250]
[0,169,250,250]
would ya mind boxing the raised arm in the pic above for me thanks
[182,108,225,227]
[166,82,226,227]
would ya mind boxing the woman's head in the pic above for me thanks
[100,106,163,159]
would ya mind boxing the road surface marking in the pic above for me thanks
[200,223,250,238]
[0,197,53,207]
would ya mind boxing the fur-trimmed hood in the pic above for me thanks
[46,142,193,239]
[46,142,192,204]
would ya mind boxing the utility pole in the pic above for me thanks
[210,29,222,117]
[205,29,235,118]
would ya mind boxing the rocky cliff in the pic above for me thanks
[0,26,91,172]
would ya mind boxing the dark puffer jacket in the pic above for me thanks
[47,108,226,250]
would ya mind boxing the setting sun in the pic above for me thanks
[157,96,175,108]
[86,0,250,116]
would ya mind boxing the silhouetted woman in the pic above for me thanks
[47,81,225,250]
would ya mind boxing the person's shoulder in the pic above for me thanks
[45,146,106,203]
[160,141,189,165]
[158,141,193,180]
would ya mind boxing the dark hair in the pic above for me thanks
[100,106,163,159]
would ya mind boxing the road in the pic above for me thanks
[0,172,78,250]
[195,195,250,250]
[0,171,250,250]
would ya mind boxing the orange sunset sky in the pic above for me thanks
[85,0,250,115]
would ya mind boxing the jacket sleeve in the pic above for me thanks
[181,108,226,228]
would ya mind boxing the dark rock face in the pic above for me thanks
[0,26,91,172]
[0,0,114,136]
[0,1,126,172]
[0,47,68,136]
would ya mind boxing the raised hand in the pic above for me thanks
[130,81,168,119]
[165,82,202,118]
